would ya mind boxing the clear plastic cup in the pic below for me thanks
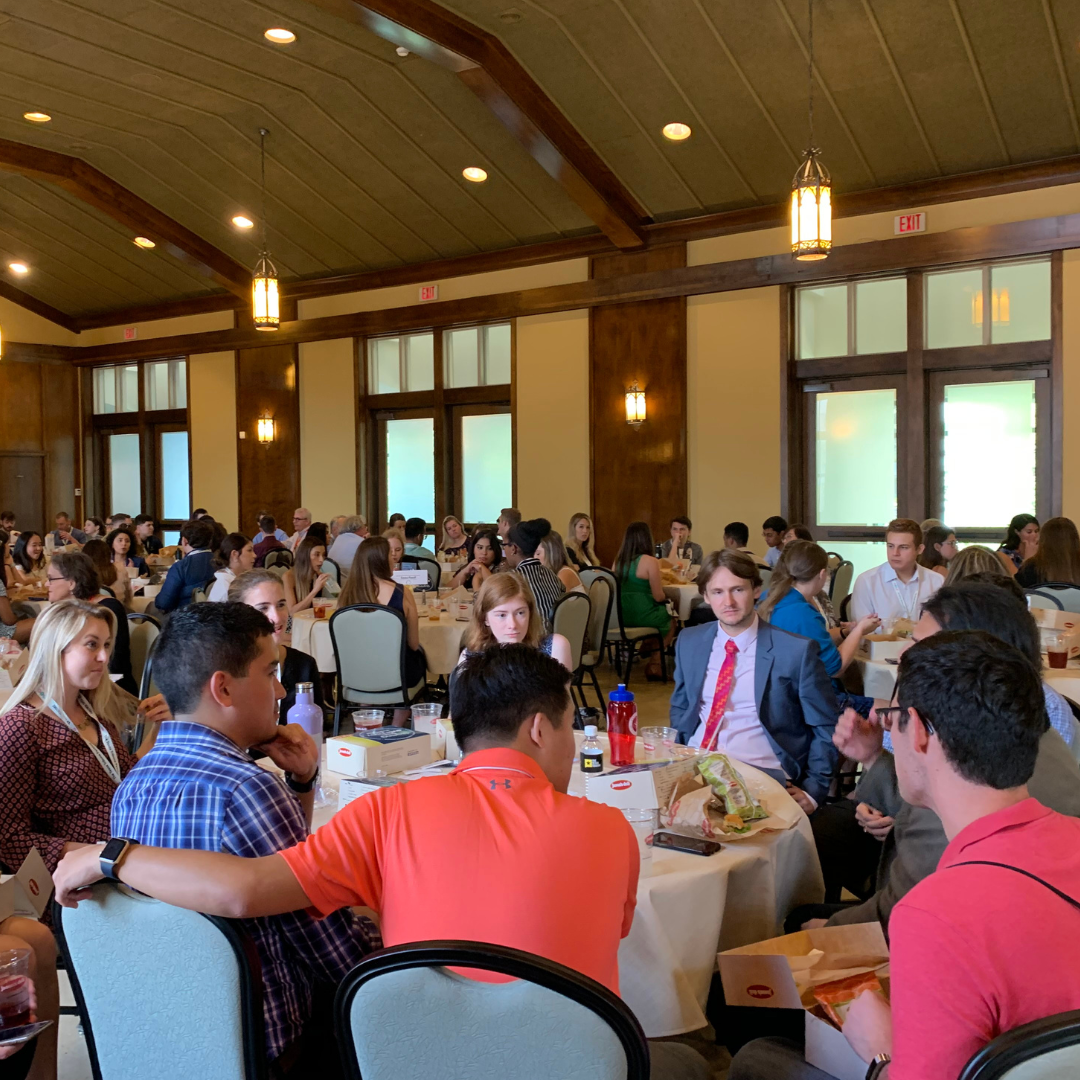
[410,703,443,735]
[0,950,31,1030]
[621,808,657,873]
[640,726,678,761]
[353,709,385,730]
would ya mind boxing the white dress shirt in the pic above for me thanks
[288,528,309,552]
[764,546,781,568]
[849,562,943,624]
[687,616,785,774]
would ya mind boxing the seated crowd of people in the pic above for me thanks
[1,501,1079,1079]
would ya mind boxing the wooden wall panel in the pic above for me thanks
[0,362,44,450]
[589,245,687,565]
[41,361,79,520]
[236,340,301,537]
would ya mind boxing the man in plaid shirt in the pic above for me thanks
[111,603,378,1076]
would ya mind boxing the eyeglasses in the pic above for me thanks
[876,705,935,735]
[46,575,66,583]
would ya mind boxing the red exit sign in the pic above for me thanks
[894,212,926,235]
[418,284,438,302]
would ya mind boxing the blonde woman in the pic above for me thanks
[439,515,469,558]
[458,573,572,670]
[0,601,151,878]
[537,530,586,594]
[943,545,1010,586]
[565,512,598,571]
[383,528,406,571]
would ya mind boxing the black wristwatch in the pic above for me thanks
[865,1053,891,1080]
[285,769,318,794]
[99,837,139,882]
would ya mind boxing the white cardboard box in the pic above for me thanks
[437,718,458,761]
[719,922,889,1080]
[862,638,906,661]
[0,848,52,922]
[327,730,432,778]
[585,758,697,810]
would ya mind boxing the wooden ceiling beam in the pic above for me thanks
[63,210,1080,365]
[0,138,251,301]
[299,0,647,249]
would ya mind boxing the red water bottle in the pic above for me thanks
[607,684,638,767]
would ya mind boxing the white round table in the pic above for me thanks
[277,736,823,1038]
[290,609,467,678]
[663,584,702,622]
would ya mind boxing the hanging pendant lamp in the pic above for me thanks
[251,127,280,330]
[791,0,831,261]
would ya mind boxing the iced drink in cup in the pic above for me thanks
[621,809,656,873]
[313,600,329,620]
[0,950,31,1030]
[1048,633,1070,669]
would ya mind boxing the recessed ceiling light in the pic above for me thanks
[662,122,692,142]
[8,262,28,275]
[264,28,296,44]
[462,167,488,183]
[232,215,254,229]
[23,111,51,123]
[395,46,410,57]
[133,236,156,249]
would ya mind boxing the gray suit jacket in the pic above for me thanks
[828,727,1080,933]
[669,619,839,804]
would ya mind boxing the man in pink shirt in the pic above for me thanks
[730,629,1080,1080]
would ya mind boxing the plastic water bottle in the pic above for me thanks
[580,725,604,774]
[287,682,329,806]
[607,684,638,767]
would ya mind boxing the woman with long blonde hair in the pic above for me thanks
[537,530,585,593]
[438,515,468,558]
[283,536,339,614]
[459,573,571,669]
[565,512,597,570]
[944,544,1010,586]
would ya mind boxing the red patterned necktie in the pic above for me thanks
[700,638,739,752]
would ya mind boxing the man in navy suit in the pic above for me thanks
[670,550,838,812]
[155,518,216,613]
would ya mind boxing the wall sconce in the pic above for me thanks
[256,416,275,444]
[625,384,646,427]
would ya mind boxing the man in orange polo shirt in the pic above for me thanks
[55,645,709,1079]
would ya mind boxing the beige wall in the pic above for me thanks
[0,297,78,346]
[188,350,238,531]
[687,288,781,556]
[299,338,357,523]
[515,309,590,532]
[78,309,235,347]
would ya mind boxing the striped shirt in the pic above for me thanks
[515,558,565,631]
[111,721,378,1062]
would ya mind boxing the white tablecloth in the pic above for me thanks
[290,609,466,678]
[852,657,898,700]
[663,584,701,622]
[291,737,823,1038]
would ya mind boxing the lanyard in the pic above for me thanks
[47,695,122,787]
[889,573,917,620]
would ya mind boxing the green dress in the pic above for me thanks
[619,556,671,633]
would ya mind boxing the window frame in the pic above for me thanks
[786,253,1060,542]
[796,274,908,360]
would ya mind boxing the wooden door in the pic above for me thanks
[0,453,45,532]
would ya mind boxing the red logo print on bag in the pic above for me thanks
[747,985,774,1000]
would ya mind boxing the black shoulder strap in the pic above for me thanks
[952,860,1080,912]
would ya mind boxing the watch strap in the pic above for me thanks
[865,1054,891,1080]
[285,770,317,794]
[99,837,138,882]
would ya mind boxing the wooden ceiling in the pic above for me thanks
[0,0,1079,324]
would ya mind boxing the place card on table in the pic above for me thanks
[393,569,430,588]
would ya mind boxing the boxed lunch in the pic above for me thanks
[585,757,697,810]
[327,729,431,778]
[719,922,890,1080]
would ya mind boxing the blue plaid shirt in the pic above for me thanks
[112,721,378,1061]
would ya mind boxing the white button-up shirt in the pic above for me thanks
[687,616,785,774]
[849,562,943,624]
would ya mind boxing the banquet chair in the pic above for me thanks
[576,575,612,718]
[830,560,854,606]
[604,568,667,686]
[552,592,591,707]
[335,941,649,1080]
[825,551,843,571]
[322,557,340,585]
[329,603,426,735]
[958,1009,1080,1079]
[54,883,268,1080]
[264,549,293,570]
[1026,583,1080,613]
[126,611,160,699]
[411,555,441,592]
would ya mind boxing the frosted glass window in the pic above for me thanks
[855,278,906,354]
[370,338,400,395]
[816,389,897,526]
[461,413,512,523]
[926,268,983,348]
[162,530,180,547]
[121,365,138,411]
[484,324,512,384]
[108,434,141,516]
[405,334,434,391]
[798,285,847,359]
[385,418,434,523]
[93,365,138,413]
[160,431,190,521]
[990,261,1050,344]
[145,359,186,410]
[942,380,1036,527]
[445,328,480,388]
[93,367,116,414]
[819,541,888,583]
